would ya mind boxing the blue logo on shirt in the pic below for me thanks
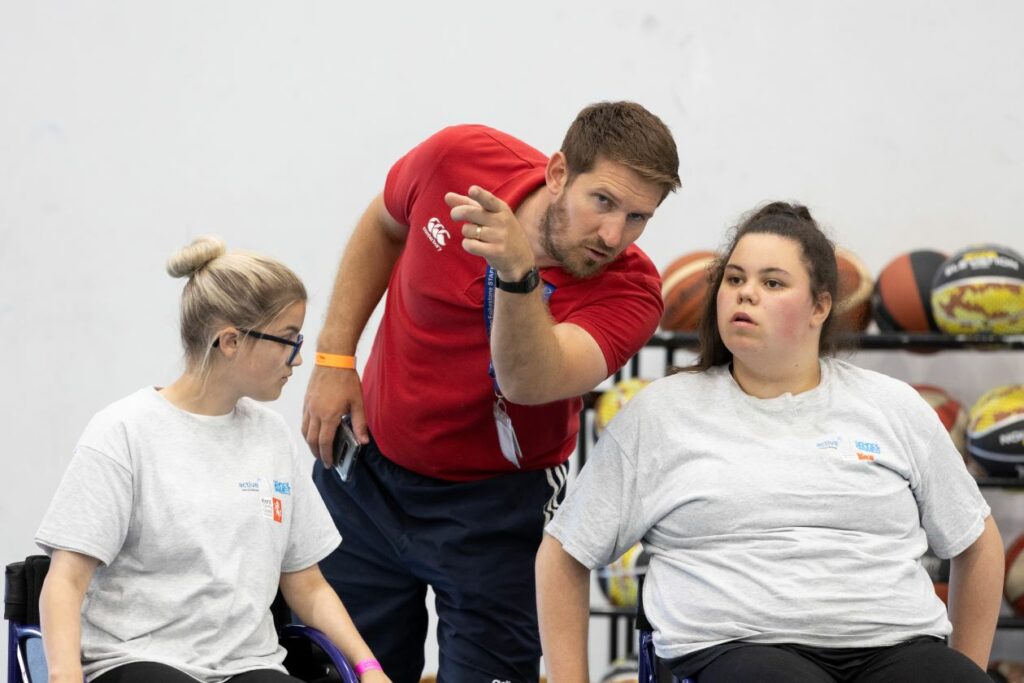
[855,441,881,454]
[816,439,839,450]
[238,480,260,492]
[273,480,291,495]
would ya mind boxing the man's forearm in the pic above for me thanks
[489,285,611,405]
[318,194,406,353]
[489,287,565,403]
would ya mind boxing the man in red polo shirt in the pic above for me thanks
[303,102,680,683]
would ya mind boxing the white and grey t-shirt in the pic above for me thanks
[546,359,989,660]
[36,387,341,682]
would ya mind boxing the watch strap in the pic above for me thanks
[495,267,541,294]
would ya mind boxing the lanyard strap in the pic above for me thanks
[484,265,556,395]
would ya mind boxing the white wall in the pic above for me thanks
[2,1,1023,678]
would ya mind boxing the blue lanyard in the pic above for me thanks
[484,265,556,395]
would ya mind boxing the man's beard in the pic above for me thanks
[539,196,610,279]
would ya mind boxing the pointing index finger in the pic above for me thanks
[444,191,482,210]
[468,186,507,213]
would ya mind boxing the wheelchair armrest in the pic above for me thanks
[279,624,360,683]
[8,622,71,683]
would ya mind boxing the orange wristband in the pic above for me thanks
[315,352,356,369]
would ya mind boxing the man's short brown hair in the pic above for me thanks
[560,101,681,201]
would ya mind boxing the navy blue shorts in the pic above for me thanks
[312,436,568,683]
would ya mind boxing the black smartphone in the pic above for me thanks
[332,415,362,482]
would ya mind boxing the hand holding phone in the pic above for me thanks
[333,415,362,482]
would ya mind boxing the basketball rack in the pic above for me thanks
[635,331,1024,378]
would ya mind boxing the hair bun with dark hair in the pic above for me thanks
[166,236,227,279]
[758,201,813,222]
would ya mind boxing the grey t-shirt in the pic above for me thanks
[546,359,990,660]
[36,388,341,682]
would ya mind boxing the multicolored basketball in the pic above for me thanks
[913,384,969,459]
[872,250,946,332]
[597,542,650,608]
[1006,534,1024,616]
[835,247,873,332]
[594,379,651,438]
[931,245,1024,334]
[966,385,1024,478]
[660,251,717,331]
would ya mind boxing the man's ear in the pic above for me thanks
[545,151,569,195]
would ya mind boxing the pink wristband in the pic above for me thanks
[354,658,383,675]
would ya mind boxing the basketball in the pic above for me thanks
[872,250,946,332]
[1006,534,1024,616]
[913,384,969,460]
[594,378,651,438]
[597,542,650,608]
[660,251,717,331]
[835,247,873,332]
[966,385,1024,479]
[931,245,1024,334]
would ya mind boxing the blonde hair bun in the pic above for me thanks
[167,235,227,279]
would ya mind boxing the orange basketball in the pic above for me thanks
[835,247,873,332]
[872,250,946,332]
[660,251,717,331]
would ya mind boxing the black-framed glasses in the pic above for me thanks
[213,328,303,365]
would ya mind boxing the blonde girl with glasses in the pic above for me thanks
[35,237,390,683]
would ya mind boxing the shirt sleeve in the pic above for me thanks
[35,445,133,566]
[546,428,649,570]
[910,419,991,559]
[281,452,342,573]
[563,255,664,374]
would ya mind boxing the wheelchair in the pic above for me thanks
[5,556,359,683]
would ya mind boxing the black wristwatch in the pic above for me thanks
[495,266,541,294]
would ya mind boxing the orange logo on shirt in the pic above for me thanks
[272,497,283,523]
[856,452,875,462]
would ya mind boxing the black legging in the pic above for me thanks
[690,639,991,683]
[92,661,304,683]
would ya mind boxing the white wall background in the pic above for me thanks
[2,1,1023,678]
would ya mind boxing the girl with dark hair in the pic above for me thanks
[537,204,1003,682]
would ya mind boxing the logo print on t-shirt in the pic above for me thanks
[272,497,283,523]
[423,217,451,251]
[855,439,881,462]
